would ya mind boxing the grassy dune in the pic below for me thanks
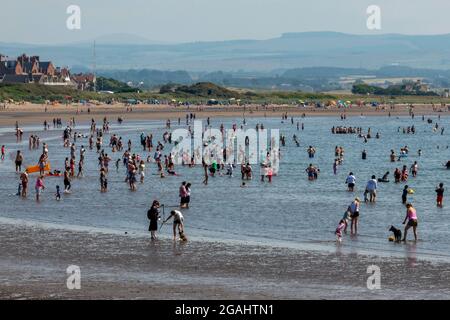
[1,82,450,105]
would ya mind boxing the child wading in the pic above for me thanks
[436,183,445,207]
[335,219,346,243]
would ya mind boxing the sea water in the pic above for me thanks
[0,115,449,262]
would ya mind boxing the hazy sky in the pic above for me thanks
[2,0,450,44]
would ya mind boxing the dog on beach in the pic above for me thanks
[389,225,402,242]
[179,230,188,242]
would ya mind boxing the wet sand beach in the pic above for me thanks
[1,222,449,300]
[0,102,448,127]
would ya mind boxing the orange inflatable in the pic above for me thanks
[25,163,51,174]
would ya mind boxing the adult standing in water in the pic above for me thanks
[185,183,191,209]
[15,150,23,172]
[35,175,45,201]
[402,203,418,241]
[20,171,29,197]
[345,172,356,192]
[436,183,445,208]
[63,169,71,193]
[348,197,361,235]
[164,210,185,241]
[147,200,161,240]
[365,175,378,203]
[179,181,188,208]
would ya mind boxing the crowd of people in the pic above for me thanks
[2,109,448,245]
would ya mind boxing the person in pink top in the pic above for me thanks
[402,203,418,241]
[335,219,346,243]
[179,181,188,208]
[35,175,45,202]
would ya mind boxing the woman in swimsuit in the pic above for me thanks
[402,203,418,241]
[15,150,23,172]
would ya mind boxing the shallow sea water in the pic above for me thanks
[0,115,449,262]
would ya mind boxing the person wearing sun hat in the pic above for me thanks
[348,197,361,235]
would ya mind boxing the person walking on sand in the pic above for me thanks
[147,200,161,240]
[402,203,418,241]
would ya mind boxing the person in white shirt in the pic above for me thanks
[164,210,185,241]
[366,175,378,203]
[345,172,356,191]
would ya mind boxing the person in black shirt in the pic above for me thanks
[445,161,450,169]
[436,183,445,208]
[147,200,161,240]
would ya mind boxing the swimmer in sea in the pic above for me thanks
[15,150,23,172]
[378,171,390,183]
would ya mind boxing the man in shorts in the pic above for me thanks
[164,210,185,241]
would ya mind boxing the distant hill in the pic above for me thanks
[4,32,450,72]
[99,69,192,88]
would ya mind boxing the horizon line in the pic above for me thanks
[3,30,450,47]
